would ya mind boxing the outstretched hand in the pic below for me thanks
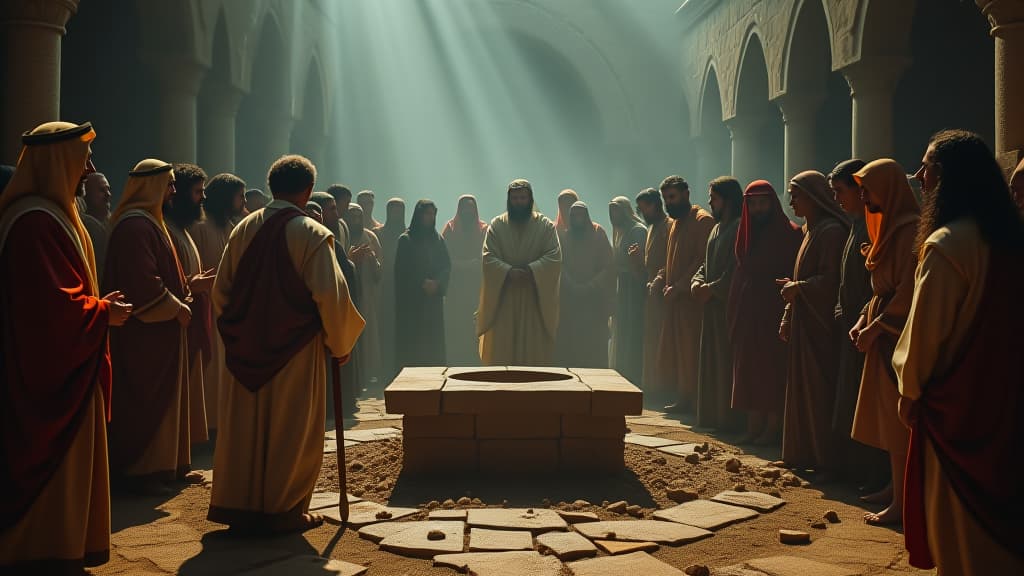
[102,291,133,327]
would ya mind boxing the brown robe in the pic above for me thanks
[189,218,233,429]
[104,212,190,478]
[555,211,614,367]
[642,216,670,391]
[656,206,714,407]
[780,216,847,469]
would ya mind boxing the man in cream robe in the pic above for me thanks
[209,155,363,533]
[478,179,561,365]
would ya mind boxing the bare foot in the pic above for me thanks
[864,504,902,526]
[181,471,206,484]
[859,483,893,505]
[276,512,325,534]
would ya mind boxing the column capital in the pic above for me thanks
[977,0,1024,37]
[775,91,825,125]
[841,56,910,98]
[0,0,78,35]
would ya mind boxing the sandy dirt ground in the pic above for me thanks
[88,401,935,576]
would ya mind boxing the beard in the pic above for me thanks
[665,201,687,220]
[169,197,203,228]
[508,201,533,222]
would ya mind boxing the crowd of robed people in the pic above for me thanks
[1,120,1022,575]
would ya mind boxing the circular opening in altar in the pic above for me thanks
[447,370,574,383]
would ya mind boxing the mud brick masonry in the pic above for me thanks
[384,367,643,474]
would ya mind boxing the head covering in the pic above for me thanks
[853,159,921,271]
[449,194,486,234]
[110,158,178,257]
[383,197,406,230]
[556,189,579,230]
[568,200,597,232]
[735,180,797,264]
[608,195,643,245]
[0,121,99,292]
[409,199,440,237]
[790,170,850,229]
[345,202,365,235]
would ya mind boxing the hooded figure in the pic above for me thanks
[394,200,450,367]
[440,195,488,364]
[608,196,648,384]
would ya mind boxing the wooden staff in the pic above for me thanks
[331,356,349,524]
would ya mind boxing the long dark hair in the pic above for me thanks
[203,173,246,228]
[916,129,1023,254]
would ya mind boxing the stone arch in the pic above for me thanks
[732,27,785,193]
[695,61,731,191]
[732,22,769,118]
[290,50,328,168]
[235,7,293,189]
[197,6,240,175]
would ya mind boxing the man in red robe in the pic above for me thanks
[727,181,802,444]
[104,159,194,494]
[0,121,132,572]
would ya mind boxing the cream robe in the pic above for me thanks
[189,218,232,429]
[168,223,209,444]
[477,212,561,366]
[894,220,1023,574]
[209,200,364,522]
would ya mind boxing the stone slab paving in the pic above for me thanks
[573,520,712,545]
[593,539,659,555]
[567,551,686,576]
[428,509,468,520]
[379,521,465,558]
[623,433,684,448]
[433,551,564,576]
[556,510,600,523]
[467,508,569,533]
[469,527,535,551]
[535,531,598,561]
[114,522,204,573]
[711,490,787,513]
[321,500,418,527]
[343,427,402,442]
[657,443,703,457]
[716,555,860,576]
[626,416,691,428]
[238,555,368,576]
[309,491,361,511]
[653,499,759,531]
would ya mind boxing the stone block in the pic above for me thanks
[442,378,592,415]
[711,490,786,512]
[561,415,627,438]
[559,438,624,472]
[579,376,643,416]
[478,439,559,474]
[567,551,686,576]
[624,434,683,448]
[402,414,475,438]
[379,521,465,558]
[468,528,534,551]
[466,508,569,533]
[593,540,659,555]
[385,376,444,416]
[574,520,712,545]
[476,413,561,438]
[434,551,563,576]
[535,531,598,561]
[402,438,478,474]
[429,509,468,520]
[653,499,759,531]
[322,501,418,527]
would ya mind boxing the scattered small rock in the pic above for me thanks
[471,498,483,506]
[770,460,786,467]
[349,461,365,471]
[684,453,701,464]
[824,510,840,523]
[602,531,616,539]
[733,484,747,492]
[375,510,393,520]
[376,482,389,492]
[759,480,773,487]
[725,458,742,473]
[759,468,782,479]
[601,500,609,508]
[427,529,446,541]
[653,456,667,466]
[351,489,364,497]
[684,565,711,576]
[666,482,699,504]
[442,499,456,508]
[781,474,801,487]
[694,442,710,453]
[625,505,643,517]
[779,529,810,545]
[427,500,440,509]
[457,497,472,506]
[501,499,510,508]
[541,499,551,508]
[606,500,628,514]
[769,489,782,498]
[573,499,591,508]
[810,521,827,529]
[800,480,812,488]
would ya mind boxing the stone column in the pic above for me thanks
[198,80,244,175]
[977,0,1024,171]
[776,91,825,180]
[727,113,772,189]
[144,54,206,163]
[0,0,79,163]
[842,57,909,161]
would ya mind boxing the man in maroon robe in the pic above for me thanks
[727,180,802,444]
[104,159,193,494]
[0,121,131,571]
